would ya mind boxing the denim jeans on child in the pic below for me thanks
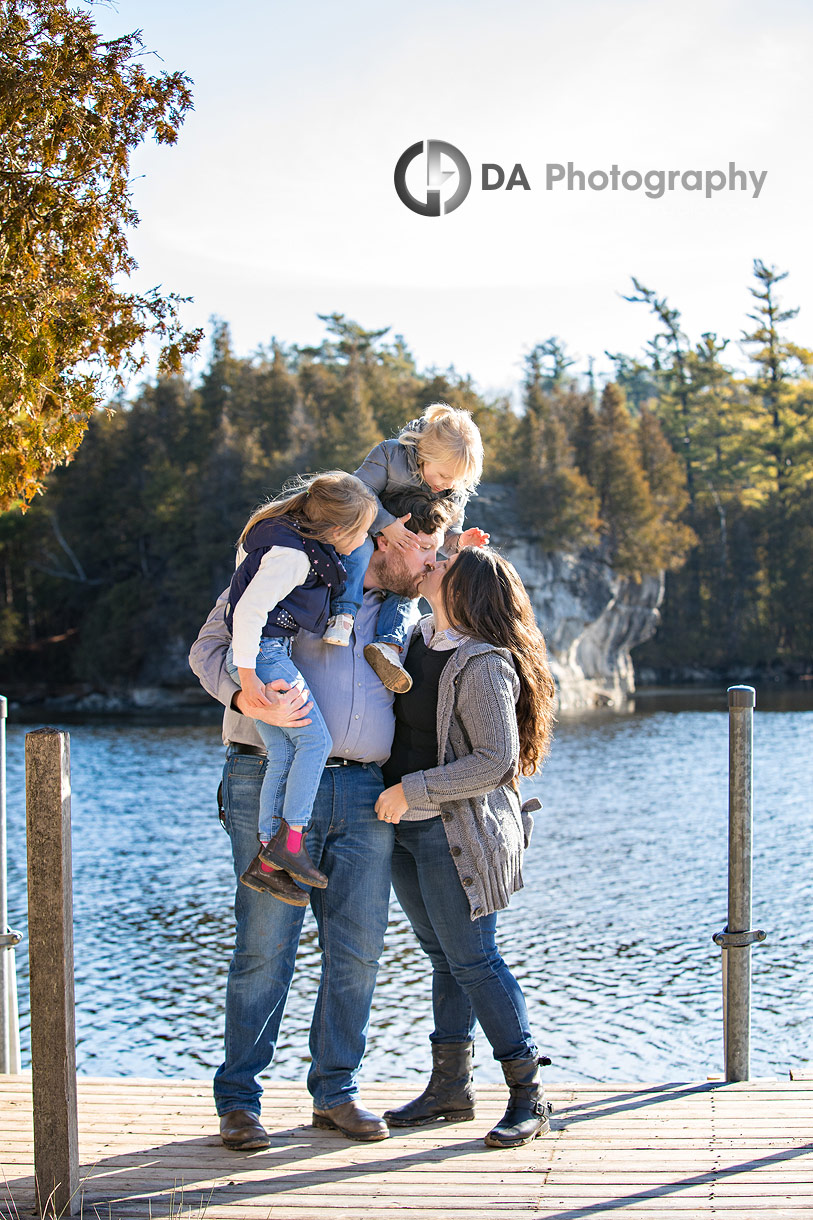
[214,750,394,1115]
[391,816,539,1062]
[330,534,415,648]
[329,535,373,619]
[226,637,332,839]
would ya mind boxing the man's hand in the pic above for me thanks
[375,782,409,824]
[381,515,421,552]
[458,526,490,549]
[235,678,313,727]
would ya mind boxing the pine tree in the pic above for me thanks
[300,314,383,471]
[515,349,600,550]
[741,261,813,505]
[636,406,696,569]
[741,261,813,653]
[594,383,661,576]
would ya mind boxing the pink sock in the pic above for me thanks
[258,842,279,873]
[286,827,304,852]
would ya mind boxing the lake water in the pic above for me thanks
[5,691,813,1087]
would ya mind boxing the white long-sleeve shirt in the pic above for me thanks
[230,545,311,669]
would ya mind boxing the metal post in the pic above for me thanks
[0,693,22,1074]
[713,685,766,1082]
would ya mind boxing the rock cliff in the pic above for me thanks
[474,485,664,712]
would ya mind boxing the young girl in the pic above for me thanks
[226,471,377,903]
[322,404,490,693]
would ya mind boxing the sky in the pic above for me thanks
[93,0,813,401]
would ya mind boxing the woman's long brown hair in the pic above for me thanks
[440,547,556,776]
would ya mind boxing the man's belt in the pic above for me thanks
[227,742,266,758]
[228,744,364,768]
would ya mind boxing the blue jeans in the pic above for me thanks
[374,591,416,649]
[227,638,332,839]
[331,535,374,618]
[391,817,538,1062]
[214,752,394,1115]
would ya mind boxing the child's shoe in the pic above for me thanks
[322,613,354,646]
[240,853,309,906]
[363,642,413,694]
[260,820,328,888]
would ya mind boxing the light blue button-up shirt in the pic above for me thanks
[189,587,403,766]
[293,591,398,765]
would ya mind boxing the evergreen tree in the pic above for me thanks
[636,406,696,570]
[604,353,659,412]
[571,392,600,487]
[741,261,813,653]
[300,314,383,470]
[594,383,661,576]
[515,348,600,550]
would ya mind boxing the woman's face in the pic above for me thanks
[416,552,458,605]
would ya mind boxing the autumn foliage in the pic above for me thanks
[0,0,201,508]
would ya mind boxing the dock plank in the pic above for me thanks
[2,1076,813,1219]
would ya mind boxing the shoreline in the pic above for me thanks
[4,672,813,723]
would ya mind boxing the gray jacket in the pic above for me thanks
[354,418,470,542]
[399,632,534,920]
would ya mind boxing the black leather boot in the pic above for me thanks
[384,1041,476,1126]
[484,1055,553,1148]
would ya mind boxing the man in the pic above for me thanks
[188,494,450,1150]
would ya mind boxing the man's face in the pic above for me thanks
[373,530,442,598]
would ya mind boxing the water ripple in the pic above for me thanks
[5,706,813,1085]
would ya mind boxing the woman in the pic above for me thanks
[374,546,556,1148]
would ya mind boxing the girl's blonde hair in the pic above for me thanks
[238,471,377,549]
[399,403,484,491]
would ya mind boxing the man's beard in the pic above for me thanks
[373,548,423,599]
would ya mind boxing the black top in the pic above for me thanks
[382,632,455,786]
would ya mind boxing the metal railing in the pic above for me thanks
[713,685,767,1082]
[1,694,22,1073]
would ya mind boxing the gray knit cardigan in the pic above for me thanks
[399,630,534,920]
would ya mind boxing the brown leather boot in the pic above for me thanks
[312,1099,389,1141]
[260,820,328,888]
[219,1109,270,1150]
[240,854,309,906]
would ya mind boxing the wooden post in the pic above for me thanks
[25,729,79,1217]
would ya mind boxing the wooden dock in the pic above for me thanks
[2,1073,813,1218]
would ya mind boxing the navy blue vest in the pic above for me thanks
[225,517,346,641]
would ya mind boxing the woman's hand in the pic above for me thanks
[458,526,490,549]
[375,783,409,824]
[381,515,420,552]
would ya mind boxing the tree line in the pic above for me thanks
[3,261,812,693]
